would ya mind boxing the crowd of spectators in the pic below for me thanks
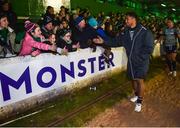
[0,1,179,59]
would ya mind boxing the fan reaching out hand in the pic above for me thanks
[93,36,104,44]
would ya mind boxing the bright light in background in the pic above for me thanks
[161,3,166,7]
[172,8,176,11]
[44,0,71,13]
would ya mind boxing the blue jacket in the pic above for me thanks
[96,27,109,42]
[72,24,98,48]
[105,23,154,79]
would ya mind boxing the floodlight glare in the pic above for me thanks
[161,4,166,7]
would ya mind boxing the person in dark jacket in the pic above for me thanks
[88,17,112,64]
[56,28,80,52]
[71,16,98,50]
[41,16,54,40]
[93,12,154,112]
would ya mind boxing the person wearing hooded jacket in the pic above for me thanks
[71,16,98,50]
[88,17,112,64]
[93,12,154,112]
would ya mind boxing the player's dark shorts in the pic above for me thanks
[165,45,177,53]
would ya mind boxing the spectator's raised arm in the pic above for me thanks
[93,34,124,47]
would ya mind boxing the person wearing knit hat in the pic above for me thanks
[24,20,38,33]
[88,17,98,29]
[72,15,98,49]
[19,20,56,57]
[87,17,112,64]
[74,16,84,25]
[41,15,54,39]
[43,15,53,26]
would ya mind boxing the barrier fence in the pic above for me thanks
[0,44,160,119]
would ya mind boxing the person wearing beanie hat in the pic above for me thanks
[43,15,53,26]
[0,12,16,58]
[72,15,98,49]
[87,17,112,64]
[56,28,79,52]
[19,20,56,57]
[24,20,39,33]
[74,16,84,26]
[41,16,54,39]
[88,17,98,29]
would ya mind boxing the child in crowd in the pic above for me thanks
[48,34,56,45]
[72,16,97,51]
[53,19,69,36]
[0,13,16,58]
[19,20,56,57]
[88,17,112,64]
[56,28,80,53]
[47,33,68,55]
